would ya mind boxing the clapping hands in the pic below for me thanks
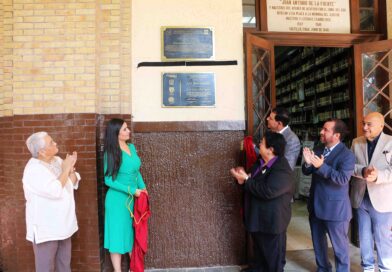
[230,166,248,185]
[303,147,324,168]
[363,166,378,182]
[62,151,78,174]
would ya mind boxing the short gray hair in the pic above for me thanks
[26,131,48,158]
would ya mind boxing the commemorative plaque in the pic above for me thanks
[162,73,215,107]
[162,27,214,60]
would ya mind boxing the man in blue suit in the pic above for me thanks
[302,119,355,272]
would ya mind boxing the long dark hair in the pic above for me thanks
[104,118,124,180]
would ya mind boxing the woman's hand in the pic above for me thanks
[58,152,78,187]
[134,189,142,197]
[230,167,249,185]
[61,154,77,174]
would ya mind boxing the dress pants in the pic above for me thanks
[356,193,392,272]
[309,216,350,272]
[250,231,286,272]
[32,237,72,272]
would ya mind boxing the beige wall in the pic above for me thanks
[97,0,133,114]
[1,1,392,118]
[10,1,97,115]
[0,0,244,119]
[0,0,133,117]
[131,0,245,122]
[0,1,3,116]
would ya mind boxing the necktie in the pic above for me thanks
[323,147,331,157]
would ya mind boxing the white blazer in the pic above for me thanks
[350,132,392,212]
[22,157,80,244]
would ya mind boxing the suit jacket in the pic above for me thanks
[282,126,301,170]
[243,156,294,234]
[302,142,355,221]
[350,132,392,212]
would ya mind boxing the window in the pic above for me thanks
[359,0,376,31]
[243,0,256,28]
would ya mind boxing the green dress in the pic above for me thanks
[104,143,146,254]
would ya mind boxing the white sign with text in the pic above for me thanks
[267,0,350,33]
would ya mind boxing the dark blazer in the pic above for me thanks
[302,142,355,221]
[243,156,294,234]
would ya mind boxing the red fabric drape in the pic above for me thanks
[130,192,151,272]
[244,136,257,171]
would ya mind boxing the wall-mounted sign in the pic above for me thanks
[161,27,214,60]
[162,73,215,107]
[267,0,350,33]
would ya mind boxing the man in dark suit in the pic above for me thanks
[231,131,294,272]
[267,107,301,170]
[302,119,355,272]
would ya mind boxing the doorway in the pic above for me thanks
[245,33,392,270]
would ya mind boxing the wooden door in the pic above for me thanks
[354,39,392,136]
[246,33,275,140]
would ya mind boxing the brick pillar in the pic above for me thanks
[0,114,101,271]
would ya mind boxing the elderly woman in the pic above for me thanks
[22,132,80,272]
[230,131,294,272]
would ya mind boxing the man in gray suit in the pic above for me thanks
[267,107,301,170]
[350,112,392,271]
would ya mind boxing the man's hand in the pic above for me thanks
[365,166,378,182]
[311,154,324,168]
[303,147,314,165]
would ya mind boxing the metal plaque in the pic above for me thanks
[162,27,214,60]
[162,73,216,107]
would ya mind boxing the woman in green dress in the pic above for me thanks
[103,118,147,272]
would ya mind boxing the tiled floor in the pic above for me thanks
[147,200,364,272]
[285,199,362,271]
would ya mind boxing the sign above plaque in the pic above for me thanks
[162,27,214,61]
[162,73,215,107]
[267,0,350,33]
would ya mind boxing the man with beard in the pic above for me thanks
[302,119,355,272]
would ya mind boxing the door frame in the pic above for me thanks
[245,31,385,137]
[246,33,275,137]
[354,39,392,135]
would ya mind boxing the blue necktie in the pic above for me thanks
[323,147,331,157]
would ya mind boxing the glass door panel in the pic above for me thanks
[354,40,392,135]
[246,34,275,140]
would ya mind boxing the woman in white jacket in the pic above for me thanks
[22,131,80,272]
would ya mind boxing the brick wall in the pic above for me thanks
[0,114,100,271]
[12,1,97,115]
[0,0,3,116]
[2,0,12,117]
[97,1,132,114]
[0,0,133,117]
